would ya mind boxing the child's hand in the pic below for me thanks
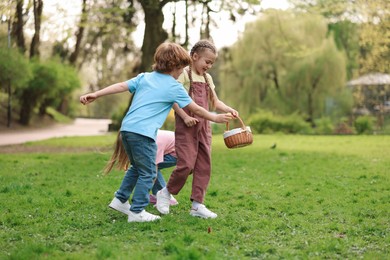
[227,108,239,118]
[184,116,199,127]
[80,93,97,105]
[214,113,234,123]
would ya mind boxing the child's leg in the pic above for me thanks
[166,130,198,195]
[120,132,157,213]
[152,154,177,195]
[115,166,138,203]
[114,132,138,202]
[151,170,165,195]
[191,126,211,204]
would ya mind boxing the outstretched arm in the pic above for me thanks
[80,82,128,105]
[186,101,233,123]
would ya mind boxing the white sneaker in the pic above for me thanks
[169,195,179,206]
[150,194,178,206]
[128,210,161,222]
[190,204,217,219]
[109,197,131,215]
[156,189,170,214]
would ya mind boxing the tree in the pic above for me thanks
[138,0,169,72]
[30,0,43,58]
[68,0,87,66]
[328,21,359,80]
[40,62,80,116]
[220,11,348,124]
[17,59,81,125]
[289,0,389,75]
[282,37,347,124]
[11,0,26,53]
[356,0,390,74]
[0,47,32,125]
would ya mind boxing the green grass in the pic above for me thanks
[0,135,389,259]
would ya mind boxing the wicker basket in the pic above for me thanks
[223,116,253,149]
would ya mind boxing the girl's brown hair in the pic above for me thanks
[188,39,217,109]
[152,42,192,73]
[190,39,216,56]
[103,131,129,175]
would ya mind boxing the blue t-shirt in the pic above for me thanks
[120,71,192,140]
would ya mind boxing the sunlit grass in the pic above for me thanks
[0,134,389,259]
[24,133,117,148]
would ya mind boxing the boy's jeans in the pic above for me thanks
[115,131,157,213]
[152,154,177,195]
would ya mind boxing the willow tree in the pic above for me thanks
[220,11,348,123]
[290,0,389,75]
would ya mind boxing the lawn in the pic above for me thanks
[0,134,389,259]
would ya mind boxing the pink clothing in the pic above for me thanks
[156,130,176,164]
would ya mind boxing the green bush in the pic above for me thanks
[109,104,128,131]
[248,110,312,134]
[314,117,334,134]
[0,47,32,88]
[354,116,375,134]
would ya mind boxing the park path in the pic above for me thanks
[0,118,112,146]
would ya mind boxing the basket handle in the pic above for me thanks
[225,116,246,131]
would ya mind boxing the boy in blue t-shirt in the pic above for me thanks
[80,42,233,222]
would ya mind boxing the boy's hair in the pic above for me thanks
[103,131,129,175]
[152,42,192,73]
[190,39,217,56]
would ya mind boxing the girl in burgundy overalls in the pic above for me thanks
[156,40,239,219]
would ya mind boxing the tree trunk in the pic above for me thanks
[19,91,34,125]
[183,0,189,47]
[57,98,69,115]
[200,3,211,39]
[11,0,26,53]
[69,0,87,66]
[307,92,314,127]
[30,0,43,58]
[139,0,169,72]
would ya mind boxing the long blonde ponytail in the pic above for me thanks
[103,131,129,175]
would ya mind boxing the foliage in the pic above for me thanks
[45,107,72,124]
[328,20,359,80]
[220,11,347,124]
[289,0,389,75]
[248,110,312,134]
[313,117,335,134]
[322,88,354,120]
[0,47,32,88]
[354,115,376,134]
[0,135,389,259]
[16,58,81,125]
[356,0,390,74]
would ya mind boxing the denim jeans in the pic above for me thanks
[115,131,157,213]
[151,154,177,195]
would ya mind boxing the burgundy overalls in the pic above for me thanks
[166,71,212,203]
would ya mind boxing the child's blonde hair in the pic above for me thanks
[103,131,129,175]
[152,42,192,73]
